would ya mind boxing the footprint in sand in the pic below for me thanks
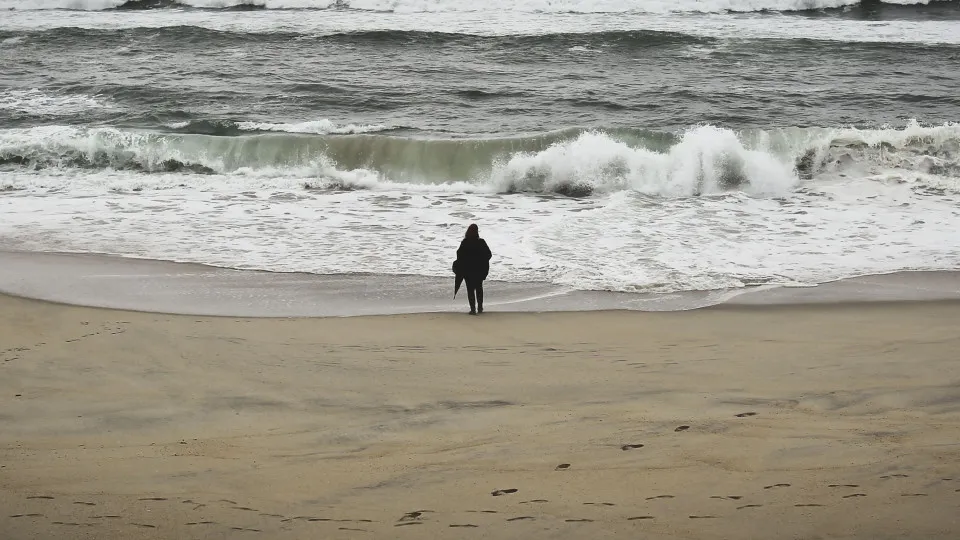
[646,495,674,500]
[73,502,96,506]
[10,514,44,518]
[737,504,763,510]
[901,493,928,497]
[583,502,615,506]
[710,496,743,501]
[450,524,479,528]
[231,506,258,512]
[399,511,432,522]
[621,444,644,450]
[138,497,167,501]
[689,515,717,519]
[843,494,867,498]
[555,463,571,470]
[628,516,655,520]
[829,484,859,488]
[735,412,757,418]
[566,518,594,522]
[507,516,535,521]
[339,528,367,532]
[880,474,909,479]
[26,496,55,500]
[186,522,217,525]
[395,522,422,527]
[795,504,824,507]
[675,425,690,432]
[764,484,791,489]
[492,489,518,496]
[130,523,156,529]
[521,500,549,504]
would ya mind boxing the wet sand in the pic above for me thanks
[2,292,960,539]
[2,250,960,316]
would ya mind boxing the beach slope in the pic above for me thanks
[1,294,959,539]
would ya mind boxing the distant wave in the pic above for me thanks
[3,0,956,15]
[0,88,111,116]
[0,27,709,47]
[8,26,955,52]
[165,119,391,136]
[111,0,266,9]
[2,122,958,198]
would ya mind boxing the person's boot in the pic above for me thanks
[477,288,484,313]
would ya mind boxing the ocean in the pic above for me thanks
[1,0,959,298]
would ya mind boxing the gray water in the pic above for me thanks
[2,3,959,136]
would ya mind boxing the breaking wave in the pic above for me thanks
[3,0,956,13]
[1,122,958,197]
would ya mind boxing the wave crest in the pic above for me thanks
[492,128,796,197]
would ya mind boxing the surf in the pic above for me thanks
[1,121,958,198]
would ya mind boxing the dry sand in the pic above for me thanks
[1,293,960,539]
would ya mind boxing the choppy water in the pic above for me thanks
[1,0,959,294]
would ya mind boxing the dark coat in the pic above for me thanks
[455,237,492,281]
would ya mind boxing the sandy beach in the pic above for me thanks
[4,0,960,538]
[2,291,960,540]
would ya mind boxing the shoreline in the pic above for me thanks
[1,250,959,317]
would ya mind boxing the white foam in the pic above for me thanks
[3,162,960,295]
[0,89,110,117]
[0,126,182,171]
[830,119,960,148]
[491,127,799,197]
[0,0,124,8]
[1,36,27,46]
[236,120,389,135]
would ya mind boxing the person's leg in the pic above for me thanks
[466,279,477,314]
[476,281,484,313]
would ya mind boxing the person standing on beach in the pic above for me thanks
[455,224,492,315]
